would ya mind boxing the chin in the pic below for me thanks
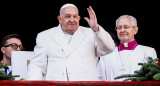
[120,38,129,43]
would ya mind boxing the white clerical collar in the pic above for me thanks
[123,43,128,47]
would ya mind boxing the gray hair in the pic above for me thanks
[116,15,137,27]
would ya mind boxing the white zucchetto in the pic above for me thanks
[60,3,78,13]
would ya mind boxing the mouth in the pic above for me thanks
[120,34,128,37]
[68,23,75,25]
[119,32,128,36]
[68,21,76,25]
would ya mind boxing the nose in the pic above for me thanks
[16,47,21,51]
[69,17,74,22]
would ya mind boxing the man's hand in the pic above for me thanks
[84,6,99,32]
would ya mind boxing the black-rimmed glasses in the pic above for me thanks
[4,43,24,51]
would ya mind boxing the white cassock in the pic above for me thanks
[97,40,157,81]
[28,24,115,81]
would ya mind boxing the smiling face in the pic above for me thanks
[57,6,80,34]
[116,17,138,43]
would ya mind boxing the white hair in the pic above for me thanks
[116,15,137,27]
[59,3,78,14]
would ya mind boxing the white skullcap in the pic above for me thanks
[60,3,78,13]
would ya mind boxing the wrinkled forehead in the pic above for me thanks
[59,4,78,13]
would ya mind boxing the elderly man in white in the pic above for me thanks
[97,15,157,81]
[28,3,115,81]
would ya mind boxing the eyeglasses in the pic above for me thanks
[4,43,24,51]
[116,25,135,30]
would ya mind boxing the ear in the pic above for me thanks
[79,16,81,21]
[57,16,61,24]
[134,26,138,35]
[1,47,5,54]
